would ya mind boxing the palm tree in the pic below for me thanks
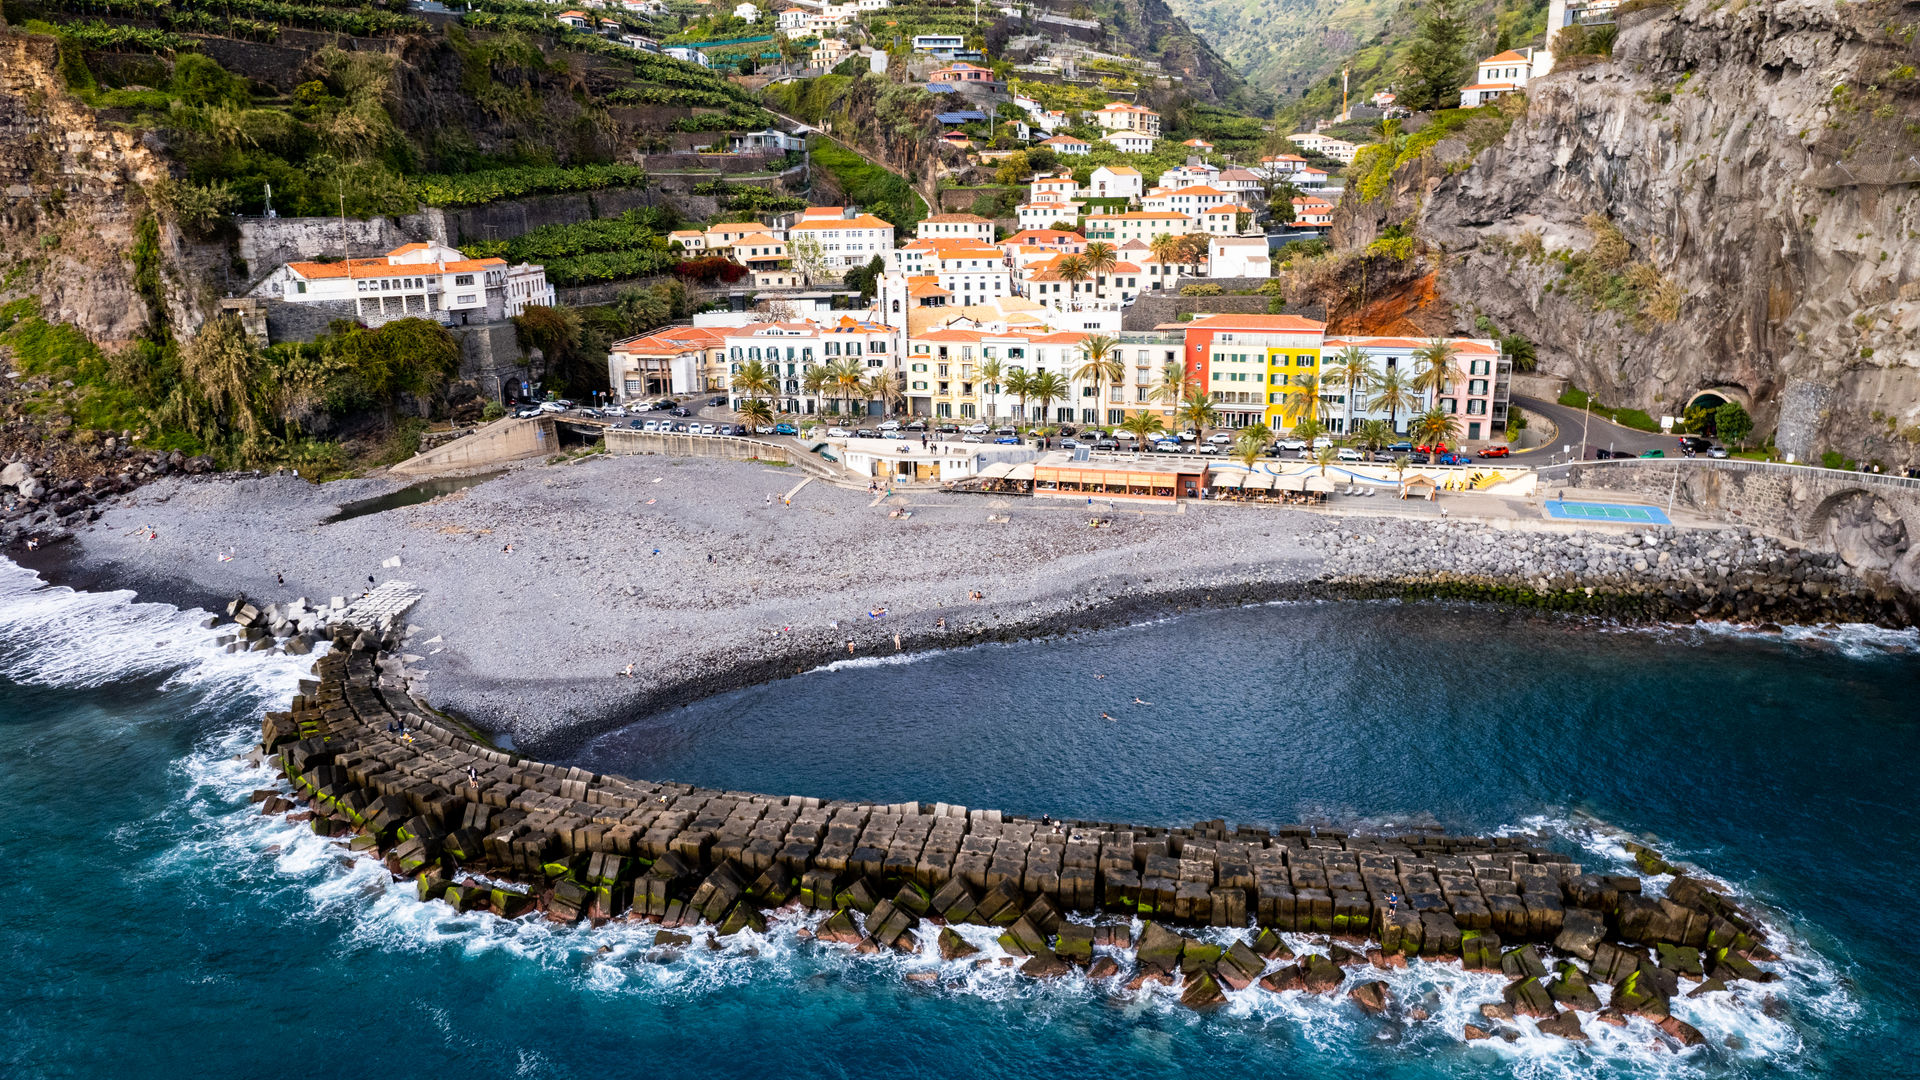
[1055,254,1091,306]
[1119,411,1165,446]
[1292,371,1321,432]
[1073,334,1123,426]
[1082,241,1119,296]
[1392,453,1411,481]
[1234,422,1272,469]
[1026,369,1068,427]
[1329,346,1374,437]
[736,397,775,431]
[1412,406,1462,451]
[978,357,1003,421]
[1150,360,1196,407]
[1175,388,1219,439]
[1356,418,1393,454]
[1004,367,1032,424]
[1148,233,1180,287]
[864,369,906,418]
[832,358,866,417]
[1312,443,1340,477]
[1291,417,1324,444]
[1411,338,1466,413]
[801,364,834,415]
[1368,366,1417,434]
[732,358,776,402]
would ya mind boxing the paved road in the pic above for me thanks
[1515,395,1683,463]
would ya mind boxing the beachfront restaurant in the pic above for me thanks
[1032,459,1207,502]
[1209,470,1337,504]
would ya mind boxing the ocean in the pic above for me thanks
[3,556,1917,1079]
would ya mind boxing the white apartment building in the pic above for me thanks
[253,241,554,327]
[1102,131,1156,154]
[885,240,1011,307]
[1081,210,1193,244]
[1085,165,1143,199]
[1091,101,1161,137]
[1288,132,1358,163]
[786,210,895,271]
[1460,47,1539,107]
[1143,185,1233,215]
[1017,199,1083,231]
[916,213,995,244]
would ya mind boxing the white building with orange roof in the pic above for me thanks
[607,324,729,398]
[1195,203,1258,237]
[1017,198,1083,231]
[905,323,1120,422]
[1181,138,1213,152]
[1293,166,1328,190]
[1102,130,1156,155]
[1290,196,1335,230]
[1143,185,1233,215]
[1460,47,1538,107]
[556,10,592,26]
[255,240,554,327]
[1255,153,1307,178]
[785,209,895,271]
[999,229,1086,259]
[1081,209,1193,244]
[1205,235,1270,278]
[1028,172,1078,202]
[1157,161,1220,190]
[1019,250,1145,313]
[884,239,1010,307]
[1215,168,1264,203]
[1090,101,1160,137]
[1037,133,1090,156]
[917,213,995,244]
[1085,165,1142,200]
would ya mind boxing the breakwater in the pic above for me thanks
[256,623,1784,1045]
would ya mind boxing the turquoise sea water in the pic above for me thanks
[3,556,1918,1079]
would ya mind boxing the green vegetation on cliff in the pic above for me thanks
[462,208,682,287]
[806,137,926,231]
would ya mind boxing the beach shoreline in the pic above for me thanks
[14,453,1911,755]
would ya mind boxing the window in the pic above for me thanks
[1470,380,1487,396]
[295,281,307,294]
[1467,399,1486,415]
[455,274,474,286]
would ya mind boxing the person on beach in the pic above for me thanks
[277,572,284,586]
[503,543,513,554]
[846,639,855,654]
[619,663,635,678]
[936,617,946,630]
[893,633,901,651]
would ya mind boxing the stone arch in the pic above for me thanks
[1684,386,1753,413]
[1805,486,1913,576]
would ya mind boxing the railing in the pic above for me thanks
[1535,455,1920,492]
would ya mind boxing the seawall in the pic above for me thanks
[247,620,1779,1035]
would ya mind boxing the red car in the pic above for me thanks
[1479,445,1510,458]
[1415,442,1450,454]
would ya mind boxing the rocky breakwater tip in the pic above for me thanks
[1308,519,1916,627]
[202,582,424,663]
[252,631,1782,1048]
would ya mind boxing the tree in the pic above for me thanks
[1235,422,1272,469]
[1175,388,1219,436]
[978,357,1003,420]
[176,313,264,441]
[1312,443,1340,476]
[737,396,775,430]
[1369,366,1418,433]
[1177,232,1211,273]
[832,358,866,416]
[1073,335,1122,423]
[609,281,685,337]
[993,150,1033,185]
[787,232,831,285]
[733,358,777,400]
[864,369,905,417]
[1082,241,1119,294]
[1055,254,1091,304]
[1400,0,1472,112]
[1150,360,1195,407]
[1026,369,1068,426]
[1294,371,1322,429]
[1715,401,1753,448]
[801,364,833,413]
[1119,411,1166,444]
[1412,406,1462,450]
[1005,367,1033,423]
[1411,338,1466,412]
[843,255,885,302]
[1498,331,1536,372]
[1291,417,1324,443]
[1356,418,1393,454]
[1329,345,1375,437]
[512,304,588,392]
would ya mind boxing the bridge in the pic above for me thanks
[1538,457,1920,591]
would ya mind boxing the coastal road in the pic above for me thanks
[1515,395,1680,462]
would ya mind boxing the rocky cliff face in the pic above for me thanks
[0,32,179,346]
[1335,0,1920,465]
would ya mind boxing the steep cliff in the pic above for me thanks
[1335,0,1920,464]
[0,33,175,347]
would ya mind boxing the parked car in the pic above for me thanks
[1479,445,1510,458]
[1639,449,1666,458]
[575,407,602,417]
[905,420,927,431]
[1093,438,1118,451]
[1207,432,1233,445]
[1312,435,1334,449]
[1278,438,1307,451]
[709,396,727,407]
[626,419,646,429]
[855,428,879,438]
[1679,435,1713,453]
[1113,430,1138,442]
[1337,447,1364,462]
[1707,446,1729,458]
[1439,452,1473,465]
[1196,443,1221,455]
[996,427,1018,438]
[1059,438,1082,449]
[513,407,541,419]
[1388,441,1414,453]
[994,435,1021,445]
[1593,448,1615,459]
[773,423,797,436]
[1408,452,1433,465]
[937,424,961,434]
[826,427,853,438]
[669,422,689,433]
[879,420,901,431]
[602,405,626,417]
[1416,442,1449,454]
[701,423,720,435]
[670,406,690,417]
[1178,429,1199,441]
[1371,451,1397,463]
[962,434,983,443]
[654,400,677,411]
[537,401,567,414]
[1153,439,1183,453]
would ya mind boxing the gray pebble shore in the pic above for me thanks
[46,454,1902,753]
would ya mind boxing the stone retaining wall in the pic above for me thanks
[245,625,1778,1036]
[604,430,841,481]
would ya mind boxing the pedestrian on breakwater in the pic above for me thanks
[846,639,855,655]
[893,633,901,651]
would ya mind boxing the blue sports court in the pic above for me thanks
[1543,500,1671,525]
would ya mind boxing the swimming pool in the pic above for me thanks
[1543,499,1672,524]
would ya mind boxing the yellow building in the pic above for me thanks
[1265,342,1323,431]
